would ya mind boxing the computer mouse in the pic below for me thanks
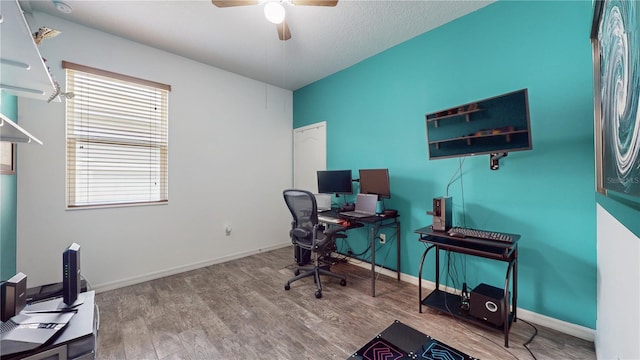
[448,231,466,238]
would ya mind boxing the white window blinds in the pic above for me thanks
[64,61,171,208]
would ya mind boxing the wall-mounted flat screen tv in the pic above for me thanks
[425,89,532,160]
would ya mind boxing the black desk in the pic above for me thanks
[414,226,519,347]
[2,291,98,360]
[319,209,401,297]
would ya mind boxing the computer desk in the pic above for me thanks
[414,226,519,347]
[2,291,98,360]
[319,209,401,297]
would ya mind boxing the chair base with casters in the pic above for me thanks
[284,243,347,298]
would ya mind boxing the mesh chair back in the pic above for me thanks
[283,189,318,231]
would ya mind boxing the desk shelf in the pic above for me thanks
[418,233,516,260]
[421,289,514,332]
[415,226,518,347]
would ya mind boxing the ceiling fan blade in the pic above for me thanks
[211,0,259,7]
[277,21,291,41]
[291,0,338,6]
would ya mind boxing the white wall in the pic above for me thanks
[16,12,293,290]
[596,204,640,359]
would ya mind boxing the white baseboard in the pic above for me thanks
[92,242,292,293]
[344,258,596,342]
[515,307,595,342]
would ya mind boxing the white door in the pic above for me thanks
[293,122,326,192]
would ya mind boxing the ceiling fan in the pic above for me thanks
[211,0,338,41]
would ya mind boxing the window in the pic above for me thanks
[64,61,171,208]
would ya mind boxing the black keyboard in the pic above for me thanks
[447,227,513,243]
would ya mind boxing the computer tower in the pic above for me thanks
[427,196,452,231]
[294,245,311,266]
[1,272,27,321]
[469,283,507,327]
[63,243,81,306]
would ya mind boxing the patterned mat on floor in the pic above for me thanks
[350,320,478,360]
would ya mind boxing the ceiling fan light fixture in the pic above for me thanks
[52,0,73,14]
[264,2,285,24]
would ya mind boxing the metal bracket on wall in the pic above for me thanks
[490,152,508,170]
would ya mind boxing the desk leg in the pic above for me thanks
[418,244,435,313]
[503,258,516,348]
[435,247,440,290]
[396,221,401,281]
[370,225,376,297]
[513,247,518,323]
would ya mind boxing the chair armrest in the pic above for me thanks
[292,228,311,239]
[323,226,347,238]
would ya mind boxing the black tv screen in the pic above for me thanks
[317,170,353,195]
[425,89,532,160]
[359,168,391,199]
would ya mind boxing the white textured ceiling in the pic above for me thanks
[19,0,494,90]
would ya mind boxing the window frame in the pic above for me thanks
[63,61,171,209]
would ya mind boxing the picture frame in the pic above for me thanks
[591,0,640,198]
[1,142,16,175]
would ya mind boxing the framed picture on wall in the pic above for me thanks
[592,0,640,198]
[1,142,15,174]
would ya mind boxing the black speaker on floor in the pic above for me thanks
[469,283,507,327]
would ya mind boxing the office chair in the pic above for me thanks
[283,189,347,298]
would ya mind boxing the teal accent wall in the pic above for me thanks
[1,92,18,281]
[294,1,596,328]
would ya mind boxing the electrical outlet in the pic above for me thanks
[379,233,386,244]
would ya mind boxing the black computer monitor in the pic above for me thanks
[317,170,353,196]
[359,168,391,199]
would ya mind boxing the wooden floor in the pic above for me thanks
[95,246,595,360]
